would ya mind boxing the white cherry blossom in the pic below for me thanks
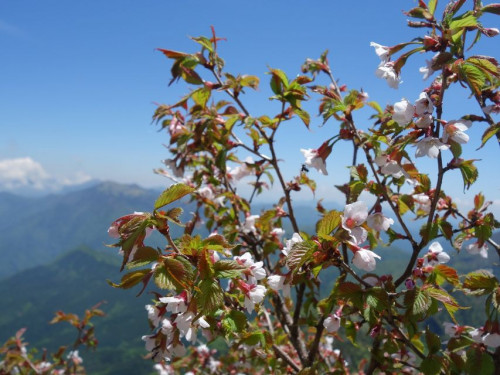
[301,148,328,175]
[392,98,414,125]
[415,114,433,129]
[352,249,381,271]
[423,242,450,266]
[146,304,162,327]
[370,42,390,62]
[342,201,368,244]
[244,284,267,313]
[375,61,401,89]
[241,215,260,235]
[483,333,500,348]
[466,242,488,258]
[374,155,405,178]
[367,213,394,232]
[415,92,433,116]
[159,294,188,314]
[415,137,449,158]
[323,313,341,333]
[442,119,471,144]
[267,275,291,298]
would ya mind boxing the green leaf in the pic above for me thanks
[191,36,213,52]
[433,264,460,286]
[316,210,341,237]
[154,183,195,210]
[463,270,498,293]
[465,347,495,374]
[240,75,260,89]
[449,14,477,31]
[426,329,442,354]
[214,260,245,279]
[202,234,233,251]
[286,241,314,271]
[428,0,438,15]
[198,249,214,279]
[294,107,310,128]
[126,246,159,269]
[241,330,265,346]
[413,289,432,315]
[268,68,289,95]
[198,279,224,313]
[420,355,442,375]
[459,63,486,97]
[478,123,500,150]
[192,87,211,107]
[365,287,389,312]
[108,269,150,289]
[155,257,191,291]
[457,159,479,190]
[228,310,247,332]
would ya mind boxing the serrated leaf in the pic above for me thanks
[126,246,159,269]
[463,270,498,293]
[154,183,195,210]
[157,48,189,59]
[366,287,389,311]
[465,347,495,374]
[214,260,245,278]
[269,68,288,95]
[229,310,247,332]
[202,234,233,251]
[286,241,314,271]
[198,249,215,279]
[433,264,460,286]
[164,207,184,226]
[316,210,341,237]
[459,63,486,97]
[155,257,190,291]
[413,289,432,315]
[198,279,224,313]
[241,331,265,346]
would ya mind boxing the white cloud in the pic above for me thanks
[0,157,92,193]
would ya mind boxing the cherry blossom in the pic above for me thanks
[146,304,162,326]
[240,215,260,235]
[415,92,434,116]
[244,284,267,313]
[159,293,188,314]
[352,249,381,272]
[197,186,215,200]
[228,157,254,181]
[67,350,83,365]
[466,242,488,258]
[413,193,431,213]
[300,148,328,175]
[419,59,435,80]
[367,212,394,232]
[163,159,184,178]
[374,155,405,179]
[370,42,390,62]
[483,333,500,348]
[415,114,433,129]
[267,275,291,298]
[342,201,368,245]
[235,252,266,284]
[442,119,471,144]
[375,61,401,89]
[392,98,414,125]
[415,137,450,158]
[323,313,341,333]
[423,242,450,266]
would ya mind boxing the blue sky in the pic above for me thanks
[0,1,498,211]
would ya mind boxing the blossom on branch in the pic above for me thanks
[442,119,471,144]
[342,201,368,245]
[352,248,381,272]
[367,212,394,232]
[370,42,390,62]
[375,61,401,89]
[415,137,449,158]
[466,242,488,258]
[392,98,414,125]
[323,313,341,333]
[423,242,450,266]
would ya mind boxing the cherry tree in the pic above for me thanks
[108,1,500,373]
